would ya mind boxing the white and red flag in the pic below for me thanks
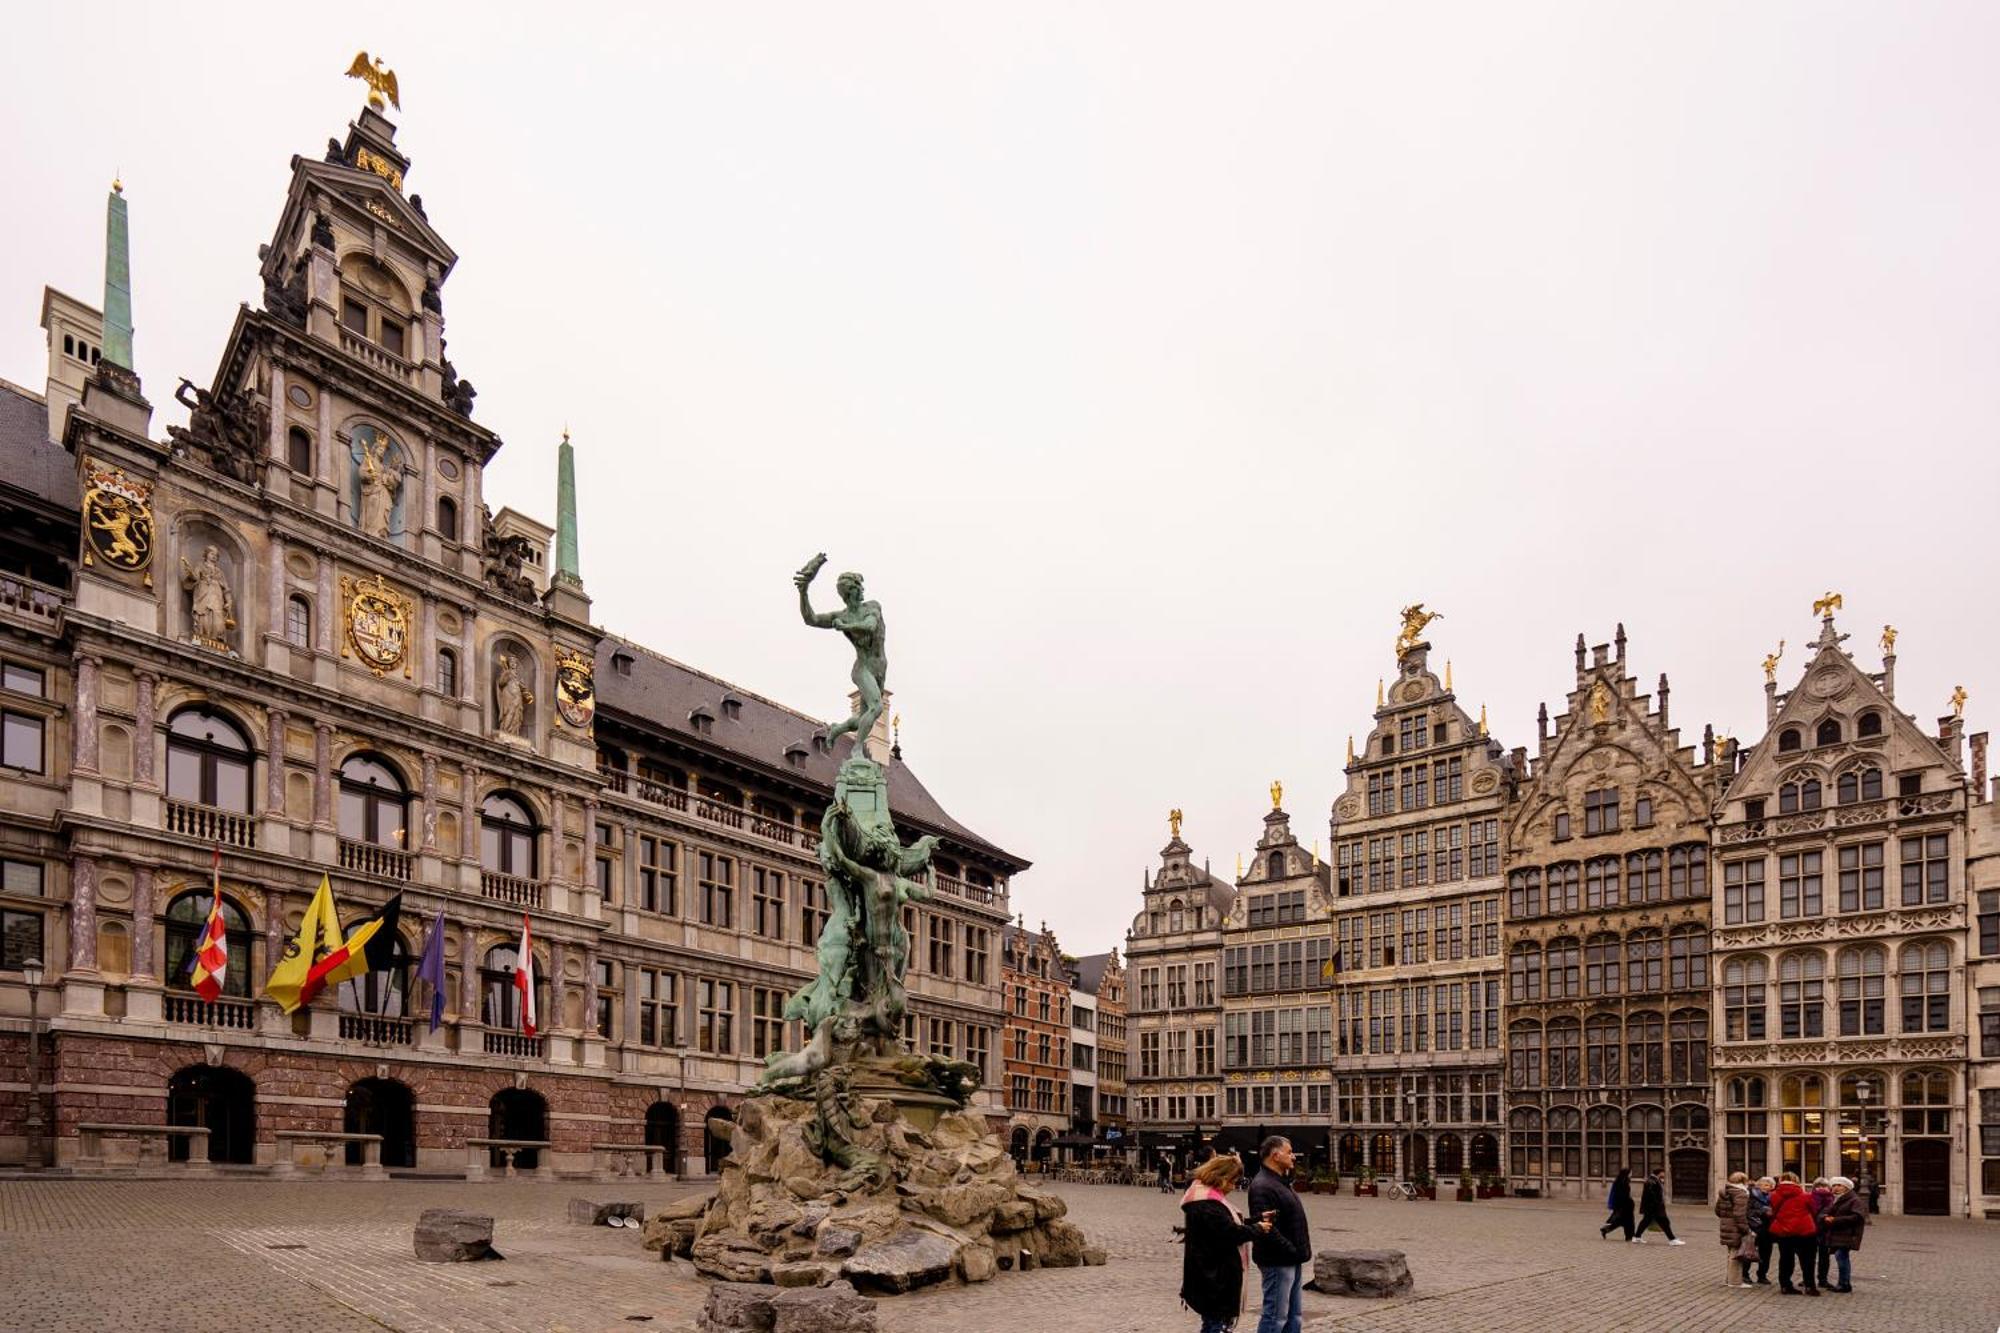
[514,912,537,1037]
[189,847,229,1002]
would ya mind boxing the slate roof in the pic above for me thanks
[595,635,1026,869]
[1069,951,1114,994]
[0,378,76,513]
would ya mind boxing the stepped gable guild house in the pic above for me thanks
[0,86,1025,1176]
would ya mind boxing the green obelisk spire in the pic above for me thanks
[554,427,581,586]
[102,181,135,370]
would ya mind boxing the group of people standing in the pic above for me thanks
[1714,1171,1867,1295]
[1176,1136,1313,1333]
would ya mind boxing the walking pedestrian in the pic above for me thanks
[1599,1168,1636,1241]
[1246,1135,1309,1333]
[1633,1169,1684,1244]
[1748,1176,1775,1283]
[1159,1153,1175,1194]
[1713,1170,1754,1287]
[1767,1171,1821,1295]
[1819,1176,1867,1294]
[1178,1153,1276,1333]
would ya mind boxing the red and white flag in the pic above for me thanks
[189,847,229,1002]
[514,913,537,1037]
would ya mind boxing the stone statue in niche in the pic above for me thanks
[357,434,402,539]
[180,545,236,651]
[494,653,533,738]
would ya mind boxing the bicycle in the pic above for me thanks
[1384,1179,1420,1201]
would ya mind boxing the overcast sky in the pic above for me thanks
[5,3,1999,958]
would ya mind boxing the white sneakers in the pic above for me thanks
[1668,1239,1687,1246]
[1630,1237,1646,1244]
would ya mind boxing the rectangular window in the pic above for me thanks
[1838,842,1884,913]
[1,712,44,773]
[1,859,44,897]
[965,1024,990,1080]
[699,851,735,928]
[1583,788,1619,835]
[639,836,678,915]
[927,914,953,977]
[1980,889,1999,957]
[963,925,989,984]
[697,978,734,1054]
[1634,795,1654,828]
[1,909,44,970]
[1,663,45,696]
[752,986,788,1058]
[751,866,785,941]
[341,296,369,334]
[636,967,679,1048]
[799,878,828,945]
[1723,859,1765,924]
[1900,833,1950,906]
[379,318,406,359]
[1139,1030,1161,1078]
[1779,851,1823,919]
[1979,987,2000,1059]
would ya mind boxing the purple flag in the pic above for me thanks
[416,906,447,1032]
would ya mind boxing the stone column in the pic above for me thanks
[267,364,287,460]
[422,598,438,691]
[460,764,481,858]
[313,722,334,827]
[421,752,439,851]
[317,381,337,489]
[548,937,567,1029]
[460,616,477,704]
[581,948,598,1029]
[69,854,99,973]
[130,864,156,979]
[622,821,639,910]
[549,792,567,887]
[315,553,336,654]
[266,537,285,641]
[132,671,157,787]
[72,654,100,776]
[265,709,287,812]
[459,925,479,1019]
[262,886,283,980]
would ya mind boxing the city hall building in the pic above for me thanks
[0,89,1023,1175]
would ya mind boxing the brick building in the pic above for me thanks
[1000,919,1070,1163]
[1069,948,1127,1145]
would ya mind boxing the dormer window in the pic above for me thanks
[784,743,809,768]
[1778,729,1802,753]
[721,696,743,720]
[1815,719,1842,746]
[612,651,634,677]
[1857,711,1882,738]
[689,708,714,735]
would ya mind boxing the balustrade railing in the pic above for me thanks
[339,838,411,882]
[339,329,417,383]
[338,1013,414,1046]
[164,993,257,1029]
[0,572,65,623]
[934,874,996,906]
[166,800,256,849]
[484,1030,545,1058]
[481,870,545,909]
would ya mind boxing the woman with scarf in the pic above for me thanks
[1179,1153,1277,1332]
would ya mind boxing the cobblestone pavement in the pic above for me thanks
[1,1177,1996,1332]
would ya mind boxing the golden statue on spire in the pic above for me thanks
[1396,603,1443,656]
[1813,591,1843,619]
[1881,624,1897,655]
[346,52,401,112]
[1168,807,1183,841]
[1270,780,1284,811]
[1952,685,1968,719]
[1761,640,1785,684]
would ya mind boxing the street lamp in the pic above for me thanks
[21,958,44,1171]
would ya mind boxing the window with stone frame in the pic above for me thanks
[1436,822,1465,881]
[1900,833,1950,906]
[965,1024,990,1080]
[698,850,735,928]
[696,977,734,1054]
[1508,940,1542,1002]
[750,865,784,942]
[1837,766,1884,804]
[637,967,679,1047]
[1778,850,1824,919]
[1667,844,1706,900]
[752,986,789,1059]
[1982,1091,2000,1195]
[1193,1024,1216,1075]
[1898,940,1951,1032]
[285,594,312,648]
[1548,861,1581,915]
[1508,867,1542,919]
[594,959,617,1039]
[1978,987,2000,1059]
[1722,957,1767,1040]
[638,835,678,915]
[1838,842,1884,913]
[1,908,45,971]
[1431,756,1463,805]
[1398,713,1428,752]
[1585,857,1621,910]
[1585,932,1621,996]
[1508,1021,1542,1088]
[1625,930,1664,994]
[1667,924,1707,991]
[1469,818,1500,878]
[1836,946,1886,1036]
[1777,952,1826,1039]
[1,859,43,898]
[799,877,828,945]
[1723,858,1765,924]
[1585,1014,1620,1085]
[1626,1011,1664,1085]
[1901,1069,1952,1137]
[1545,1019,1581,1088]
[1400,764,1429,811]
[1724,1076,1768,1179]
[1545,937,1580,1000]
[1981,889,2000,957]
[1583,787,1618,836]
[1629,849,1664,904]
[1367,770,1393,816]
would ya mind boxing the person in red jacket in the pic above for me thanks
[1766,1171,1821,1296]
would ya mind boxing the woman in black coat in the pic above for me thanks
[1600,1168,1636,1241]
[1633,1169,1683,1243]
[1180,1153,1275,1332]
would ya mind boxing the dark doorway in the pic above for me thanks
[1033,1127,1053,1164]
[705,1104,734,1173]
[645,1102,680,1176]
[1469,1132,1500,1175]
[167,1065,256,1164]
[1668,1148,1709,1204]
[488,1088,547,1169]
[1338,1132,1363,1174]
[345,1078,416,1168]
[1904,1139,1950,1215]
[1009,1126,1029,1163]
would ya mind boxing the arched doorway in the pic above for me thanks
[1032,1127,1054,1164]
[1435,1132,1464,1177]
[488,1088,547,1169]
[345,1078,415,1168]
[1469,1132,1500,1176]
[1009,1126,1029,1163]
[167,1065,256,1164]
[645,1102,680,1176]
[1337,1132,1363,1174]
[705,1105,734,1173]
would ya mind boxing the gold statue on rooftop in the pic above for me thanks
[1813,591,1843,619]
[1952,685,1968,719]
[346,52,401,112]
[1762,640,1785,684]
[1168,808,1183,841]
[1270,780,1284,811]
[1396,604,1443,656]
[1881,625,1897,655]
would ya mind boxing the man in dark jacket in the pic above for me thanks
[1245,1135,1309,1333]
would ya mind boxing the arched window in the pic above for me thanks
[338,754,408,848]
[337,927,411,1016]
[1625,929,1664,993]
[1585,856,1621,909]
[338,256,413,357]
[1778,729,1801,753]
[1777,952,1826,1039]
[1800,779,1821,811]
[164,891,253,997]
[1669,1010,1707,1084]
[1837,946,1886,1035]
[481,792,538,877]
[166,707,254,812]
[1815,718,1842,747]
[1668,844,1707,900]
[1901,1068,1952,1137]
[1548,862,1581,914]
[436,495,459,542]
[1667,924,1707,991]
[1779,1075,1825,1179]
[1508,941,1542,1002]
[1724,1076,1768,1178]
[1585,1105,1622,1178]
[1627,1104,1666,1177]
[1546,1105,1581,1178]
[1508,1106,1542,1177]
[437,647,458,697]
[1626,1011,1664,1085]
[1166,898,1183,933]
[1508,1020,1543,1088]
[1856,711,1882,738]
[1507,868,1541,919]
[1899,940,1950,1032]
[1585,1013,1620,1084]
[1722,957,1767,1040]
[1585,933,1621,997]
[1836,766,1882,804]
[1545,937,1580,999]
[1546,1019,1581,1087]
[287,426,313,474]
[1269,851,1285,880]
[285,595,312,648]
[480,944,543,1029]
[1625,850,1661,903]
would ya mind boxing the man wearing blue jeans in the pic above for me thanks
[1246,1136,1309,1333]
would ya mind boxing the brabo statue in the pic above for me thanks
[794,553,886,759]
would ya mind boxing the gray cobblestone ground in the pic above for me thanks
[0,1178,1994,1332]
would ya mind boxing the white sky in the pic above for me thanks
[5,3,1999,958]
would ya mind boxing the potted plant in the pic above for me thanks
[1477,1172,1505,1199]
[1323,1168,1341,1195]
[1354,1165,1377,1197]
[1455,1175,1476,1202]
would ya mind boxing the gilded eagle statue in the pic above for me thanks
[346,52,401,112]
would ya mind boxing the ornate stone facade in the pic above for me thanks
[1323,637,1511,1183]
[1502,629,1724,1202]
[1000,920,1070,1159]
[1712,609,1975,1215]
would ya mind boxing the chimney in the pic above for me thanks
[1657,672,1670,730]
[1971,731,1989,804]
[1574,633,1586,673]
[1615,622,1627,664]
[1537,702,1549,745]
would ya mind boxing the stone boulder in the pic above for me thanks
[696,1280,879,1333]
[1312,1248,1414,1299]
[840,1228,957,1294]
[414,1209,500,1262]
[568,1198,645,1227]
